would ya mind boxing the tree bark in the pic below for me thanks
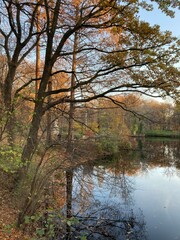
[4,64,17,144]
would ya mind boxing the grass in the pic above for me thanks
[145,130,180,139]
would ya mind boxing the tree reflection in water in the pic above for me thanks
[54,139,180,239]
[70,204,146,240]
[61,165,147,240]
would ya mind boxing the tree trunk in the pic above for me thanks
[46,79,52,145]
[21,100,44,165]
[3,66,17,144]
[66,170,73,239]
[35,2,41,98]
[67,30,78,153]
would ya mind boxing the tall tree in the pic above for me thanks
[67,6,79,153]
[21,0,179,165]
[0,0,43,142]
[2,0,177,227]
[0,0,179,169]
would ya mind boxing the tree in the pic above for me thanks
[0,0,179,160]
[21,0,180,165]
[170,101,180,131]
[0,0,42,142]
[0,0,179,226]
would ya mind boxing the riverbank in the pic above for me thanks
[0,135,135,239]
[0,139,112,239]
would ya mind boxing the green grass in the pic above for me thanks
[145,130,180,138]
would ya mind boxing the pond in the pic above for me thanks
[63,139,180,240]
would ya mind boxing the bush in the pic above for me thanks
[97,134,131,155]
[0,145,23,173]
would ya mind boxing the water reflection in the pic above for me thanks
[57,139,180,239]
[70,166,147,240]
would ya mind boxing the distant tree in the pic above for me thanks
[170,102,180,131]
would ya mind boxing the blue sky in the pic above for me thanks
[139,5,180,37]
[138,4,180,103]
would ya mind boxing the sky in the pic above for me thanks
[139,4,180,38]
[138,4,180,104]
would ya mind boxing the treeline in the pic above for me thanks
[0,57,179,159]
[40,94,180,141]
[0,56,179,146]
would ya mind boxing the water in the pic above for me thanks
[70,139,180,240]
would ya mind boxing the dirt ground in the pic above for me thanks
[0,171,31,240]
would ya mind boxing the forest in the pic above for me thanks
[0,0,179,239]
